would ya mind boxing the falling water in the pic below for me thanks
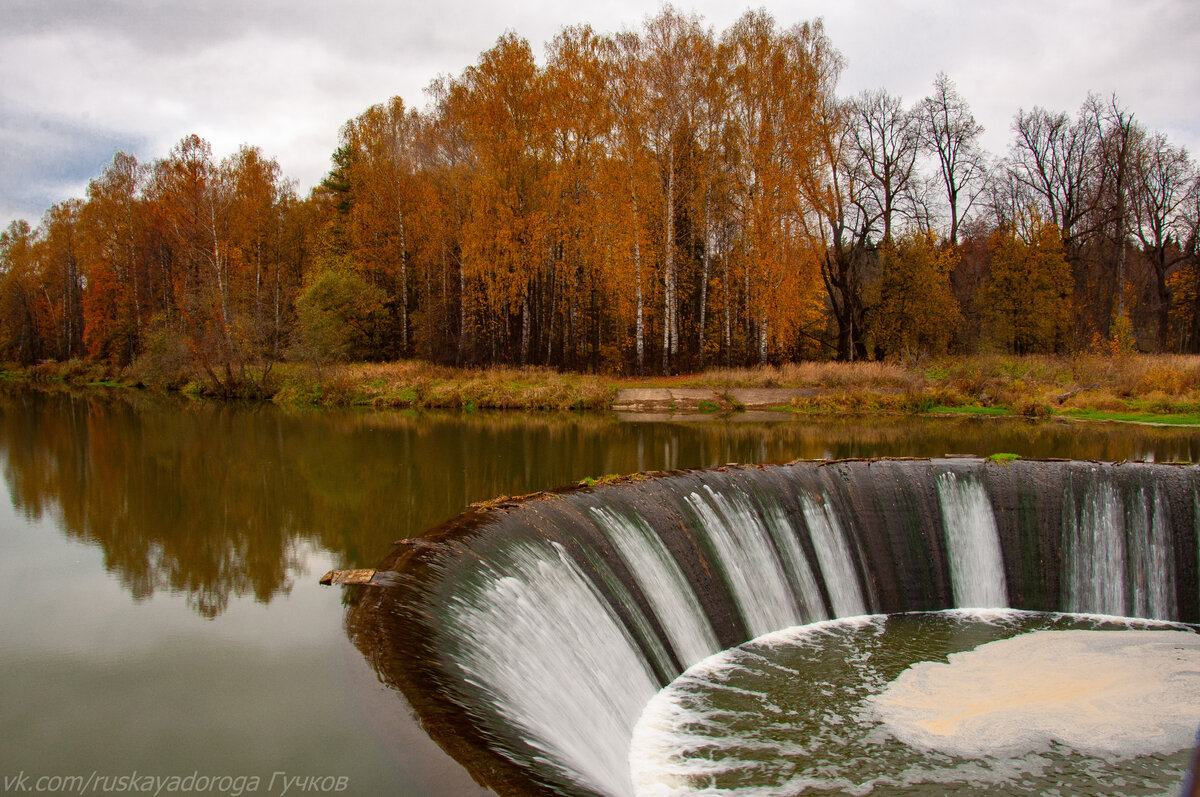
[936,471,1008,608]
[1062,469,1177,619]
[759,501,828,623]
[1127,485,1175,619]
[1064,476,1127,615]
[800,492,868,617]
[590,506,720,668]
[437,539,657,796]
[684,484,803,637]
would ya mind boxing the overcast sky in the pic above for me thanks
[3,0,1198,230]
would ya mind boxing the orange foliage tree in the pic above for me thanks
[11,11,1200,376]
[0,220,44,362]
[978,214,1074,354]
[873,229,961,357]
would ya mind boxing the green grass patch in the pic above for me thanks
[698,400,721,414]
[988,452,1021,463]
[393,387,419,405]
[1057,408,1200,426]
[923,366,950,382]
[926,405,1014,416]
[578,473,623,487]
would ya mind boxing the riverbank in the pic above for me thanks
[6,354,1200,425]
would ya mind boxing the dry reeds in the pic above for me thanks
[686,360,911,390]
[274,361,614,410]
[14,352,1200,421]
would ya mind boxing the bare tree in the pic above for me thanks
[1092,95,1137,320]
[848,88,921,244]
[1130,130,1197,348]
[917,72,988,244]
[1006,102,1104,254]
[805,94,875,361]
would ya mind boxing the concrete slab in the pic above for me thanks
[614,388,673,402]
[669,388,719,401]
[612,387,723,411]
[726,387,819,409]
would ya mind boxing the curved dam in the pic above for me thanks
[345,458,1200,796]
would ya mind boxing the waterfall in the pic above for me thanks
[1065,477,1128,615]
[684,484,804,637]
[1062,467,1177,619]
[800,492,868,617]
[936,471,1008,608]
[355,459,1200,797]
[1127,485,1174,619]
[760,500,829,624]
[436,539,657,797]
[589,506,720,668]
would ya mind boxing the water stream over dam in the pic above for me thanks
[347,458,1200,796]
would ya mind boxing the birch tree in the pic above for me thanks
[642,5,706,373]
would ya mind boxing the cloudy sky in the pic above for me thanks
[3,0,1198,230]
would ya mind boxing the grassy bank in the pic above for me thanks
[1,359,616,411]
[8,354,1200,422]
[739,354,1200,423]
[271,362,614,410]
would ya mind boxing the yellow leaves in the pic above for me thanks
[980,218,1073,355]
[874,229,962,357]
[1166,267,1197,348]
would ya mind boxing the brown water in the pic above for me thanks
[2,388,1198,796]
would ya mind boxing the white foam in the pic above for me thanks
[629,615,884,797]
[591,506,721,668]
[870,628,1200,759]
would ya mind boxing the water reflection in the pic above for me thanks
[2,387,1199,619]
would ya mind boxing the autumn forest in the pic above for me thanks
[2,9,1198,389]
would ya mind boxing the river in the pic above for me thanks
[2,388,1198,795]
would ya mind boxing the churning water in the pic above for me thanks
[631,612,1200,796]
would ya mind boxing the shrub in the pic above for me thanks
[1014,398,1052,419]
[293,270,388,364]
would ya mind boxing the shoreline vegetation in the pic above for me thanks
[7,354,1200,426]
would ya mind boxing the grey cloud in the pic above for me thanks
[0,103,143,223]
[5,0,257,55]
[2,0,487,62]
[2,0,1198,231]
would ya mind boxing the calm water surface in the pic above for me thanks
[3,389,1199,795]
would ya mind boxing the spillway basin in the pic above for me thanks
[631,610,1200,796]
